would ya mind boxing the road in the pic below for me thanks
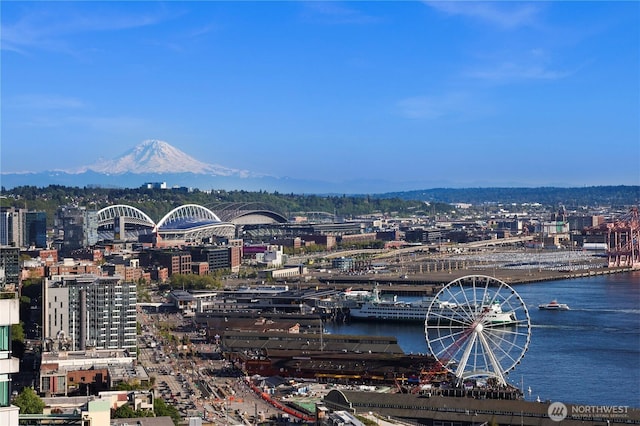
[137,308,280,424]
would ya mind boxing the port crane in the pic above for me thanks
[594,207,640,268]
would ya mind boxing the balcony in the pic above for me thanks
[0,356,20,374]
[0,405,19,426]
[0,298,19,326]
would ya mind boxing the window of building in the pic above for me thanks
[0,325,10,353]
[0,379,9,407]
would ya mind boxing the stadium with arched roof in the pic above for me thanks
[155,204,235,243]
[210,202,289,225]
[95,203,236,245]
[96,204,156,242]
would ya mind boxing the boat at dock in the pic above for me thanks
[349,286,517,325]
[349,296,432,321]
[538,300,570,310]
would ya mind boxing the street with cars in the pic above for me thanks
[138,308,279,425]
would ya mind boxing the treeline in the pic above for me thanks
[0,185,453,226]
[4,185,634,227]
[382,185,640,207]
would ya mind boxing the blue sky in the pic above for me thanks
[2,1,639,189]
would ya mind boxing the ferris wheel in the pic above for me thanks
[425,275,531,386]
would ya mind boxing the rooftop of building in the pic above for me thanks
[107,363,150,382]
[42,349,134,363]
[168,289,195,301]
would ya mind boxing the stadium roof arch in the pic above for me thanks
[155,204,235,241]
[211,202,289,225]
[95,203,236,243]
[96,204,156,228]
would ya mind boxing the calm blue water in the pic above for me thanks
[326,271,640,407]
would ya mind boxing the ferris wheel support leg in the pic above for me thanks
[477,329,506,386]
[455,330,477,384]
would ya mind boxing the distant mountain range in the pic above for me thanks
[1,139,291,191]
[0,139,441,193]
[1,140,638,199]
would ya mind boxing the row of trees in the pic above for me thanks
[3,185,637,228]
[111,398,181,425]
[0,185,452,226]
[385,185,639,207]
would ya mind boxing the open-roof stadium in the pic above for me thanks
[95,203,289,245]
[96,204,235,244]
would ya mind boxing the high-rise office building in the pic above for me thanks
[0,208,47,249]
[25,211,47,248]
[0,208,25,247]
[43,274,137,352]
[0,211,10,246]
[0,247,20,289]
[55,206,98,254]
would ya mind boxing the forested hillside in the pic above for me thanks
[379,186,639,206]
[0,185,449,225]
[1,185,637,227]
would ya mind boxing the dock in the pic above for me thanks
[323,390,640,425]
[315,265,636,296]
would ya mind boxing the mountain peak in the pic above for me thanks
[84,139,251,177]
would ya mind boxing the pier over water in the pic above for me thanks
[324,391,640,425]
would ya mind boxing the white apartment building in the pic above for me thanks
[43,274,137,352]
[0,294,20,426]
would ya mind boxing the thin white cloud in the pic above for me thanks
[149,22,221,53]
[467,61,572,81]
[396,92,470,119]
[12,113,148,133]
[187,23,218,39]
[465,47,576,83]
[67,115,150,132]
[301,2,381,25]
[9,94,86,110]
[1,4,174,55]
[425,1,541,29]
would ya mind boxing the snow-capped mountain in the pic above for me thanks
[82,139,252,177]
[1,139,329,192]
[1,139,436,193]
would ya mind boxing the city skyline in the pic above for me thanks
[2,1,639,191]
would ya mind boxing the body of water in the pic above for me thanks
[325,271,640,407]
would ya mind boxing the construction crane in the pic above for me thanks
[599,207,639,268]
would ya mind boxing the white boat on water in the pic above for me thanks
[538,300,570,310]
[349,286,517,325]
[348,294,432,321]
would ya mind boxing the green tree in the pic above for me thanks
[114,380,149,391]
[169,273,220,290]
[11,322,25,342]
[112,403,155,419]
[11,322,26,358]
[14,387,45,414]
[154,397,181,425]
[112,404,136,419]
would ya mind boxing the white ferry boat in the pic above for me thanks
[349,296,431,321]
[538,300,570,310]
[349,287,517,325]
